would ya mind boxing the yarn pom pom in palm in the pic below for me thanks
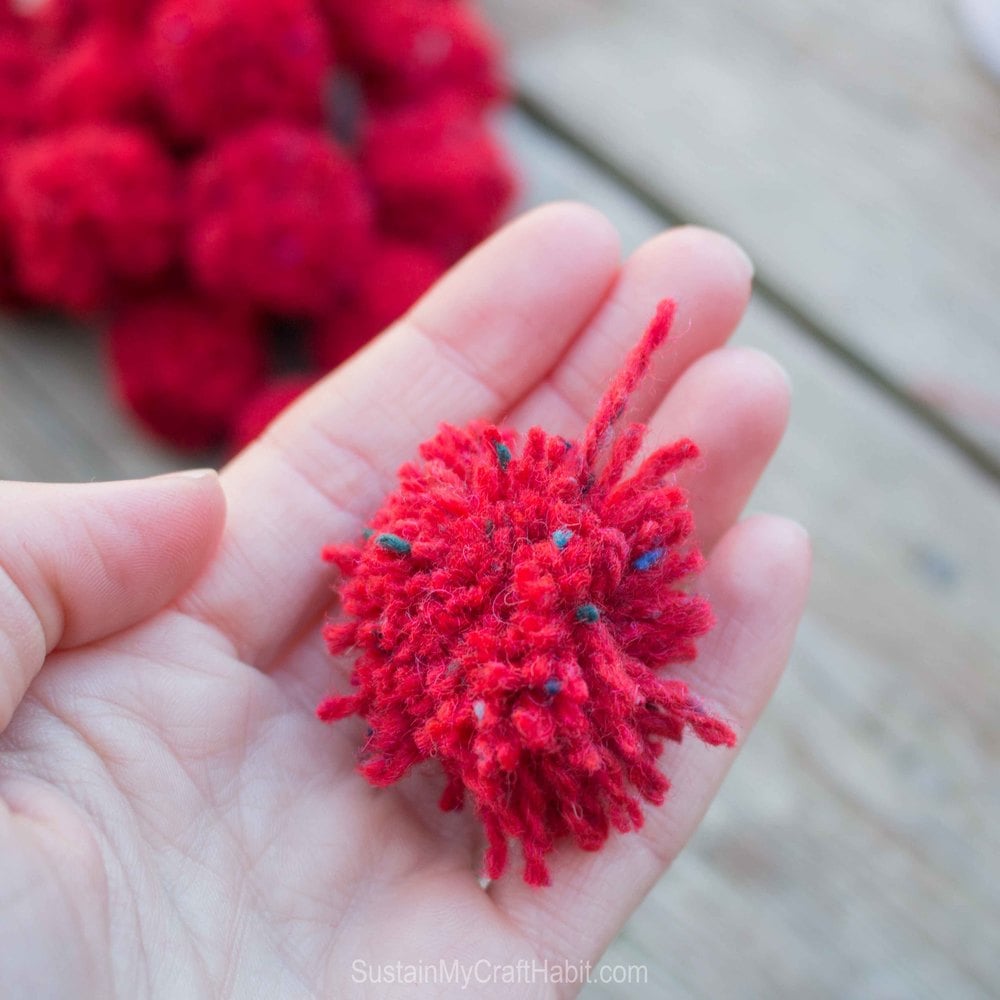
[318,300,736,886]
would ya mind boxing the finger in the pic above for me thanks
[490,515,811,966]
[0,471,226,732]
[185,202,622,664]
[643,346,791,552]
[507,225,753,436]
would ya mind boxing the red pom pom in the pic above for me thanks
[0,159,24,305]
[362,94,516,260]
[318,301,735,886]
[35,28,152,128]
[150,0,331,143]
[311,239,445,369]
[188,123,374,316]
[34,0,154,48]
[5,0,516,450]
[5,125,178,313]
[331,0,504,108]
[28,0,88,49]
[0,25,42,141]
[108,292,268,448]
[0,0,23,34]
[229,373,316,452]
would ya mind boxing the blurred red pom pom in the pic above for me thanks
[35,28,152,128]
[0,25,42,141]
[332,0,504,108]
[150,0,331,143]
[229,373,316,452]
[188,123,374,316]
[0,0,23,34]
[33,0,154,48]
[311,239,445,369]
[3,0,515,449]
[109,292,268,448]
[0,163,24,305]
[362,94,516,260]
[5,125,178,313]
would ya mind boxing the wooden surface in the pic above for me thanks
[1,3,999,997]
[485,0,1000,470]
[0,316,182,481]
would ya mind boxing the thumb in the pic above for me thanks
[0,470,226,732]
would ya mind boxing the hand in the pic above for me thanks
[0,204,810,999]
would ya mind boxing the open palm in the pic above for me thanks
[0,205,810,999]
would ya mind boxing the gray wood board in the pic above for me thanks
[0,314,203,481]
[484,0,1000,465]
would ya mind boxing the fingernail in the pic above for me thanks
[173,468,217,480]
[675,226,755,281]
[730,238,755,281]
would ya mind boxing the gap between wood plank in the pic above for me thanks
[515,90,1000,487]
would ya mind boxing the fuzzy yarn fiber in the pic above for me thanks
[0,0,516,449]
[318,301,736,886]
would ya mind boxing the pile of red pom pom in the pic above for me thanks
[0,0,516,448]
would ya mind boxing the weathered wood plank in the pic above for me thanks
[501,110,1000,998]
[484,0,1000,465]
[0,314,196,482]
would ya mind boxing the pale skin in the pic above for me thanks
[0,204,811,999]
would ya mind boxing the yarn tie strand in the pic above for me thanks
[582,297,676,472]
[317,298,736,886]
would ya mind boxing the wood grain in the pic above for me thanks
[484,0,1000,465]
[0,314,201,482]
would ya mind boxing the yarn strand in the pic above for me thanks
[582,298,677,470]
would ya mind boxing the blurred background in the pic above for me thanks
[1,1,998,997]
